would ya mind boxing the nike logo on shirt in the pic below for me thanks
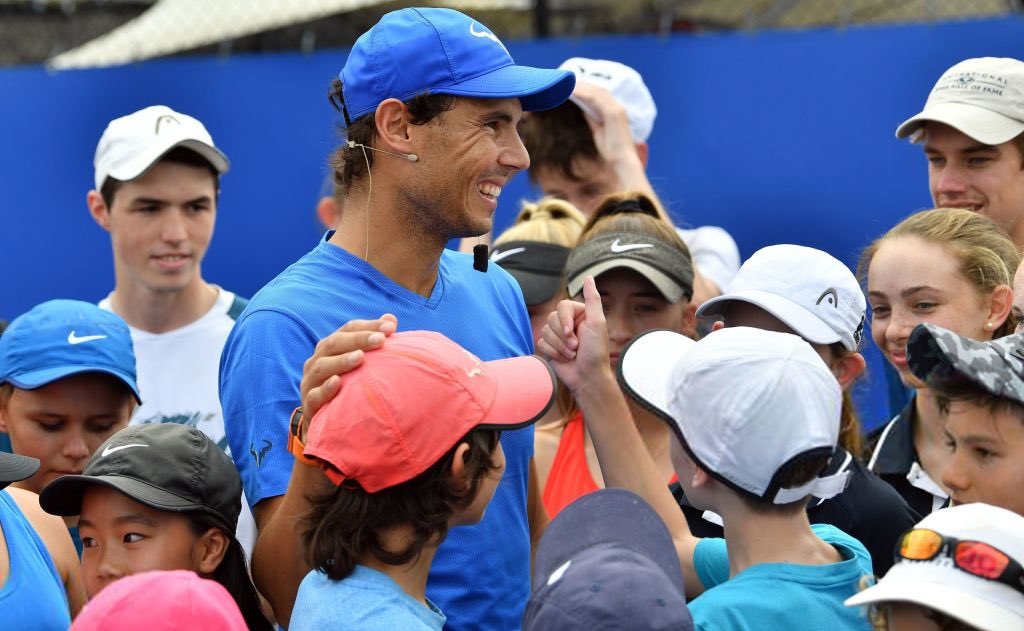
[610,239,654,253]
[68,331,107,344]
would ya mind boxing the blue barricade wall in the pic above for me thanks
[2,16,1023,429]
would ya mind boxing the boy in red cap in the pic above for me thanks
[286,330,555,630]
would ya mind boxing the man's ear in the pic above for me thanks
[87,190,112,232]
[833,352,867,390]
[374,98,418,157]
[680,302,698,339]
[634,142,649,168]
[193,527,230,575]
[449,442,471,481]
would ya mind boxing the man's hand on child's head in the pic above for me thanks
[299,314,398,437]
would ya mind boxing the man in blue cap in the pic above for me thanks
[219,7,574,628]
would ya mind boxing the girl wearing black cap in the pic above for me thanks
[538,192,696,517]
[38,423,273,631]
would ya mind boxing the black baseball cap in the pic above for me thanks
[0,452,40,491]
[565,231,694,303]
[39,423,241,533]
[490,241,571,306]
[524,489,693,630]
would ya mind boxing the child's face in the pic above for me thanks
[78,485,205,598]
[941,399,1024,516]
[0,374,133,494]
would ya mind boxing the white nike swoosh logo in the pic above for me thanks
[610,239,654,253]
[68,331,108,344]
[469,23,509,54]
[490,247,526,262]
[101,443,148,458]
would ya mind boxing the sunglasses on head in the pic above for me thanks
[895,528,1024,596]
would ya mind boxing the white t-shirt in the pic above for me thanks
[99,287,256,556]
[677,226,740,294]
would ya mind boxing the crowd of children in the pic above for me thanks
[2,6,1024,631]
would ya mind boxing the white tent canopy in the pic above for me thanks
[48,0,529,70]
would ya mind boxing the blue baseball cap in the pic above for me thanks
[339,7,575,125]
[0,300,140,402]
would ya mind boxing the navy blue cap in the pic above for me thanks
[524,489,693,630]
[0,300,140,402]
[339,7,575,125]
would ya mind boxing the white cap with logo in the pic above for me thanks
[93,105,230,191]
[896,57,1024,145]
[846,503,1024,631]
[558,57,657,142]
[618,326,848,505]
[697,244,867,352]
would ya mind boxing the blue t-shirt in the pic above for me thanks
[691,524,873,630]
[220,235,534,630]
[291,565,445,631]
[0,490,71,630]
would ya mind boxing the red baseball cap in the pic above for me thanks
[71,570,247,630]
[304,330,556,492]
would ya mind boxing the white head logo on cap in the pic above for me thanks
[559,57,657,142]
[93,105,230,191]
[697,244,867,352]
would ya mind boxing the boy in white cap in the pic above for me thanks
[846,503,1024,631]
[679,244,919,575]
[519,57,739,303]
[85,105,255,552]
[897,57,1024,246]
[537,278,873,629]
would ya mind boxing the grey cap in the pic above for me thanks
[908,323,1024,405]
[0,452,39,491]
[39,423,241,532]
[565,232,693,303]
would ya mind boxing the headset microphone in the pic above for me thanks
[346,140,418,162]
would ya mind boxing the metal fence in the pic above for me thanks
[1,0,1022,68]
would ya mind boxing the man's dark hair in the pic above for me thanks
[519,101,601,183]
[99,146,220,209]
[327,78,456,196]
[933,375,1024,424]
[735,451,833,515]
[302,428,501,581]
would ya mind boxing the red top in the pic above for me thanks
[542,411,677,518]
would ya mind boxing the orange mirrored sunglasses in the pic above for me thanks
[897,528,1024,596]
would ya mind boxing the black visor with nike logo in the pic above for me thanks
[491,241,571,305]
[565,232,694,303]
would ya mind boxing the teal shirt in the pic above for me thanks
[691,524,873,630]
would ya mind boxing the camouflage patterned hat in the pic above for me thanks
[907,323,1024,405]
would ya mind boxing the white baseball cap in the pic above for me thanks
[93,105,230,191]
[896,57,1024,145]
[618,327,848,504]
[697,244,867,352]
[846,503,1024,631]
[558,57,657,142]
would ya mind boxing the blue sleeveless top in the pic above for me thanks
[0,490,71,629]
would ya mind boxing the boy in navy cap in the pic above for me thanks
[219,7,575,628]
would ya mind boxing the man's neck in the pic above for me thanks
[716,496,842,577]
[360,527,438,606]
[332,185,450,297]
[109,275,218,334]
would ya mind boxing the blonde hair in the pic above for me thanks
[858,207,1021,337]
[493,197,586,248]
